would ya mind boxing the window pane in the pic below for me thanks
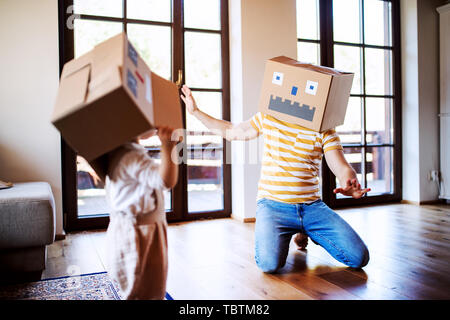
[127,24,172,80]
[334,44,362,94]
[297,41,320,65]
[366,146,393,195]
[366,98,393,144]
[77,154,172,215]
[139,135,161,148]
[127,0,171,22]
[333,0,361,43]
[74,20,122,58]
[186,91,224,212]
[364,0,392,46]
[336,147,364,199]
[365,48,392,95]
[187,152,224,212]
[185,32,222,89]
[74,0,123,18]
[336,97,362,144]
[186,92,222,138]
[296,0,320,40]
[184,0,220,30]
[77,156,109,216]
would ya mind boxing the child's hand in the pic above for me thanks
[157,126,177,147]
[333,178,371,199]
[180,85,198,115]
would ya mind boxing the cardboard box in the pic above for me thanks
[52,32,183,171]
[258,56,354,132]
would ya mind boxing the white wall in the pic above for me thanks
[401,0,421,202]
[401,0,443,203]
[0,0,62,234]
[417,0,441,201]
[229,0,297,220]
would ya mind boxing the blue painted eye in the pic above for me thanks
[291,86,298,96]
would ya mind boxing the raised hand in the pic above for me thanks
[333,178,371,199]
[157,126,177,147]
[180,85,198,115]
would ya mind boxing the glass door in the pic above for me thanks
[183,0,231,218]
[59,0,231,230]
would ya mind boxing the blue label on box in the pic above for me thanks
[127,69,137,98]
[291,86,298,96]
[128,41,138,66]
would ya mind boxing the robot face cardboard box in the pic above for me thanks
[259,56,354,132]
[52,32,183,169]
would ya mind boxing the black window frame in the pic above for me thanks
[58,0,231,231]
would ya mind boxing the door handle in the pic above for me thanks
[175,69,183,87]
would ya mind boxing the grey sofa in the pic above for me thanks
[0,182,56,280]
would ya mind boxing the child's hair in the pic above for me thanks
[89,131,156,182]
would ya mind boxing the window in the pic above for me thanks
[297,0,320,65]
[184,0,226,213]
[59,0,230,230]
[296,0,401,206]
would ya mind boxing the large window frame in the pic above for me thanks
[58,0,231,231]
[298,0,402,207]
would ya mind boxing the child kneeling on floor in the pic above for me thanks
[104,126,179,300]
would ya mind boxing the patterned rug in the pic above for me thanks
[0,271,174,300]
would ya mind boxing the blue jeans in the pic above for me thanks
[255,198,369,273]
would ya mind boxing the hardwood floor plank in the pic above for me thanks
[42,231,105,279]
[168,232,313,300]
[283,250,410,300]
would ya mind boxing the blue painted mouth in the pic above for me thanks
[268,95,316,122]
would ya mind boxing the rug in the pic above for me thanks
[0,271,173,300]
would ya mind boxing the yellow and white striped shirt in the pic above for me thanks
[250,112,343,204]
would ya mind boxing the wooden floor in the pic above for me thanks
[41,203,450,300]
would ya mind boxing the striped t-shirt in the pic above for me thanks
[250,112,343,204]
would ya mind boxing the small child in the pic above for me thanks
[103,126,178,300]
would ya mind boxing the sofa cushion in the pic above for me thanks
[0,182,55,249]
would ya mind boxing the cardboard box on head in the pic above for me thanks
[259,56,354,132]
[51,32,183,181]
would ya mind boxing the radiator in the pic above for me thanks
[438,4,450,200]
[441,113,450,200]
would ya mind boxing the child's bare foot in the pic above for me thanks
[294,233,308,250]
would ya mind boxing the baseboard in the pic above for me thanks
[401,199,444,206]
[420,200,443,205]
[231,214,256,223]
[401,200,420,205]
[55,231,66,241]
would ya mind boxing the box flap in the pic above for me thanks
[52,64,91,122]
[60,50,93,79]
[150,72,183,129]
[83,33,124,105]
[91,32,125,80]
[86,65,122,104]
